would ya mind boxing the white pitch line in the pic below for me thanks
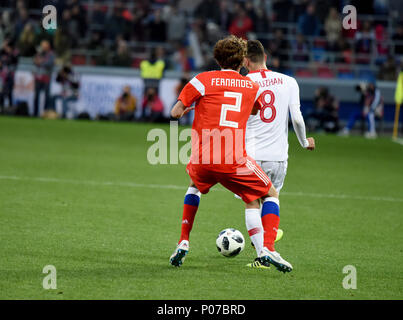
[0,174,403,203]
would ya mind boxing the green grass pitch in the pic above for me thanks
[0,116,402,299]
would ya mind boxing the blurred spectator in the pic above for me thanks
[269,29,289,63]
[0,39,19,108]
[188,20,207,70]
[92,3,107,26]
[140,48,165,92]
[166,6,186,45]
[194,0,220,23]
[392,24,403,56]
[316,0,338,22]
[377,55,397,81]
[120,7,136,40]
[351,0,374,15]
[272,0,292,22]
[355,21,375,64]
[268,55,286,73]
[60,9,80,48]
[171,45,192,72]
[0,10,16,43]
[52,64,80,118]
[114,85,137,121]
[54,27,72,65]
[228,4,253,39]
[88,31,110,66]
[244,1,257,23]
[147,9,166,43]
[132,3,147,42]
[324,7,342,50]
[253,7,270,46]
[389,0,403,21]
[32,40,55,116]
[291,33,310,62]
[216,0,233,31]
[0,60,6,113]
[15,6,30,39]
[340,82,383,138]
[374,0,388,15]
[70,3,87,39]
[297,3,321,37]
[335,37,353,64]
[106,5,125,41]
[17,22,37,57]
[142,87,164,122]
[307,87,340,133]
[374,24,388,62]
[111,38,132,67]
[0,0,401,91]
[88,31,103,51]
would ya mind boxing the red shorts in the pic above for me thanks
[186,156,272,203]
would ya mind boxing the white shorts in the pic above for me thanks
[256,160,288,193]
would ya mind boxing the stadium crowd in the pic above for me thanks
[0,0,402,79]
[0,0,401,136]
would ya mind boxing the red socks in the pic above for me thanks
[261,197,280,252]
[179,188,201,243]
[261,213,280,251]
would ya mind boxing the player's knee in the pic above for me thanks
[245,199,260,209]
[189,180,197,188]
[267,185,279,199]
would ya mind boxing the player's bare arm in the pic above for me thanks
[171,100,194,119]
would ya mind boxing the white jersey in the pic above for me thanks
[245,69,309,161]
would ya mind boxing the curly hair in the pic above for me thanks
[213,35,247,70]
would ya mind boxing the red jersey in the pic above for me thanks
[178,69,262,172]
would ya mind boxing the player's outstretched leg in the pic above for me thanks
[169,184,201,267]
[259,195,293,273]
[245,199,271,269]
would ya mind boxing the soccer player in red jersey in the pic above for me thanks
[169,36,292,272]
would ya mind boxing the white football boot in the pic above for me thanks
[169,240,189,267]
[259,247,293,273]
[364,131,377,139]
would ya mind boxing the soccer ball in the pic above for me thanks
[216,228,245,257]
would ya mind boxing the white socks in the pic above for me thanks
[245,208,264,256]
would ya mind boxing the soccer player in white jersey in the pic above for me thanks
[242,40,315,269]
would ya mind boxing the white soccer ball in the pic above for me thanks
[216,228,245,257]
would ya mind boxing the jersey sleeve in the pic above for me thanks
[178,76,205,107]
[288,77,309,148]
[253,84,265,109]
[288,77,301,108]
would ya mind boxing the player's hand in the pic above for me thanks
[363,106,370,116]
[306,137,315,151]
[181,106,195,117]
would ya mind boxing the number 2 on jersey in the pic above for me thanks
[260,90,276,123]
[219,91,242,128]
